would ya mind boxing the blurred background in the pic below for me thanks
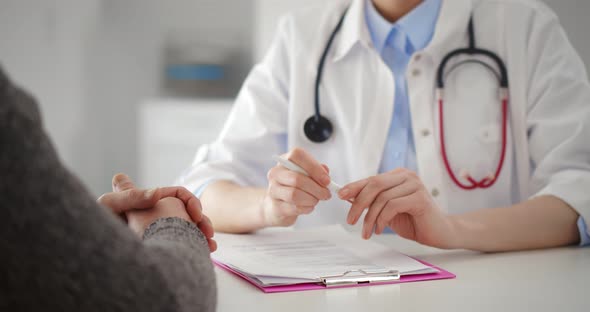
[0,0,588,197]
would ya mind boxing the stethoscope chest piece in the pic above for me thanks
[304,115,333,143]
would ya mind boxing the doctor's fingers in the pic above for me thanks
[272,199,314,217]
[268,181,320,207]
[373,197,415,235]
[269,166,331,200]
[376,195,419,234]
[283,148,331,187]
[361,184,419,239]
[345,173,407,225]
[340,168,417,200]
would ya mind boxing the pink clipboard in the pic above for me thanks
[214,258,455,293]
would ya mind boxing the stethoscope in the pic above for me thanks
[304,9,509,190]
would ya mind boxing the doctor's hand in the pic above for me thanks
[98,174,216,251]
[262,148,332,227]
[339,168,457,249]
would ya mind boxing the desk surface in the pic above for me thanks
[215,234,589,312]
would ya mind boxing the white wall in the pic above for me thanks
[543,0,590,73]
[0,0,253,196]
[0,0,100,174]
[72,1,162,194]
[0,0,162,195]
[253,0,329,62]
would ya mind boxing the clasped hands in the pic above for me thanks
[98,174,217,252]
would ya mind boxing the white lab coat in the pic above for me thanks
[178,0,590,233]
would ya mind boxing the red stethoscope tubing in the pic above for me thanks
[438,95,509,190]
[435,15,510,190]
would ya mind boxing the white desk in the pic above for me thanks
[215,234,589,312]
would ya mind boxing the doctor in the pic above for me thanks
[178,0,590,251]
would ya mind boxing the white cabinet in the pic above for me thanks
[138,99,233,188]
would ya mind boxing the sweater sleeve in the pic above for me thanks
[0,67,216,312]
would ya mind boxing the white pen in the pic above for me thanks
[273,155,343,193]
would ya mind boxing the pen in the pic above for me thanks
[273,155,343,193]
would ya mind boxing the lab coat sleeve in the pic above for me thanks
[176,15,294,193]
[526,11,590,245]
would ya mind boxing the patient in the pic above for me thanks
[0,66,216,312]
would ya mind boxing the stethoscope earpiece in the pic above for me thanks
[304,115,333,143]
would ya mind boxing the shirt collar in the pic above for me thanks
[333,0,472,63]
[365,0,442,53]
[332,0,372,62]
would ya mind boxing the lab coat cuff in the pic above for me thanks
[175,163,248,197]
[194,179,217,198]
[531,175,590,247]
[577,216,590,247]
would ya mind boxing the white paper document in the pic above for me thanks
[212,225,437,286]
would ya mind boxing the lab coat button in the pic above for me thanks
[414,54,422,62]
[412,69,421,77]
[431,188,440,197]
[421,129,430,137]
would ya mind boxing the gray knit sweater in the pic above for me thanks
[0,67,216,311]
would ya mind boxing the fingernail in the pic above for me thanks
[339,188,349,198]
[362,229,369,240]
[325,192,332,200]
[321,175,330,186]
[144,188,156,199]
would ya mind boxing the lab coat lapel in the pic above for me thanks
[330,0,394,179]
[333,0,371,62]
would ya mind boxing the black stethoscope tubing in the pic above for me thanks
[436,17,508,88]
[304,9,349,143]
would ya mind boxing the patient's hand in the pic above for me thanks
[126,197,190,235]
[98,174,216,251]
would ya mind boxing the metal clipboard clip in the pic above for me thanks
[320,269,400,287]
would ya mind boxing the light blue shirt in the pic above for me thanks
[365,0,441,174]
